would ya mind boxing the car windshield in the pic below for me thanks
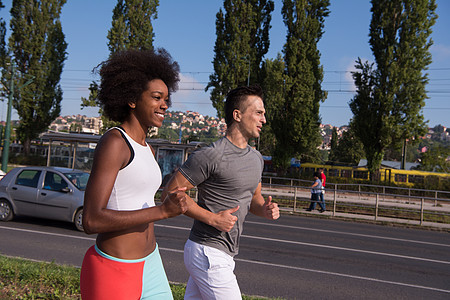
[63,172,90,191]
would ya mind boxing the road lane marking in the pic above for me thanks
[158,247,450,294]
[3,224,449,265]
[241,234,450,265]
[2,225,448,294]
[0,225,95,241]
[234,258,450,294]
[154,224,450,265]
[245,220,450,248]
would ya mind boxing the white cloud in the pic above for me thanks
[343,57,376,91]
[430,44,450,61]
[170,73,216,117]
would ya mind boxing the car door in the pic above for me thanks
[35,171,75,222]
[9,169,42,216]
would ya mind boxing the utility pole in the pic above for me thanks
[1,62,15,173]
[247,58,250,87]
[1,61,34,172]
[400,139,407,170]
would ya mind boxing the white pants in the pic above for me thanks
[184,239,242,300]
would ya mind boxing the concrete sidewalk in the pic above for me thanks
[297,208,450,230]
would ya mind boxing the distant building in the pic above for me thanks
[83,117,103,134]
[419,146,428,153]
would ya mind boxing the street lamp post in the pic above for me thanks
[247,58,250,86]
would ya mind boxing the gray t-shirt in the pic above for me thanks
[179,137,263,256]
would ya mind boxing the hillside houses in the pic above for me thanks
[49,115,103,134]
[48,111,227,137]
[46,113,448,151]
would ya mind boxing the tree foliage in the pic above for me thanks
[349,0,437,174]
[329,127,365,165]
[266,0,329,169]
[156,127,179,142]
[207,0,274,119]
[7,0,67,153]
[81,0,159,131]
[107,0,158,54]
[417,145,449,173]
[260,54,286,157]
[349,59,387,172]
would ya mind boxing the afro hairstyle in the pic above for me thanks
[98,48,180,123]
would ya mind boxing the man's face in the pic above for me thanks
[237,96,266,139]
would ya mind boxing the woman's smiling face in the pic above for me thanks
[132,79,169,128]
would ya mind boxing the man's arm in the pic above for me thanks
[162,171,239,232]
[249,182,280,220]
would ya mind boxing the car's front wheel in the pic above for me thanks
[0,199,14,221]
[74,208,84,232]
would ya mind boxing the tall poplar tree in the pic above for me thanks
[0,1,6,66]
[8,0,67,154]
[268,0,329,168]
[349,0,437,174]
[81,0,158,130]
[207,0,274,119]
[107,0,157,54]
[260,54,286,156]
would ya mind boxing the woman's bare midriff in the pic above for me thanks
[95,223,156,259]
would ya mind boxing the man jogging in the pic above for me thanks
[163,85,279,299]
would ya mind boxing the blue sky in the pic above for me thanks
[0,0,448,127]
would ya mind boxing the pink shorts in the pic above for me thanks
[80,244,172,300]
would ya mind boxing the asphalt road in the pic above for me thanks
[0,214,449,300]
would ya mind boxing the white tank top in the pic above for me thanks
[106,127,162,211]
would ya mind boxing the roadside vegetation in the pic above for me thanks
[0,255,279,300]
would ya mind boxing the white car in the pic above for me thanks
[0,166,89,231]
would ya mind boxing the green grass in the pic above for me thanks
[0,255,80,299]
[0,255,278,300]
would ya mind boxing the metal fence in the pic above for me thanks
[158,176,450,228]
[262,176,450,201]
[261,176,450,228]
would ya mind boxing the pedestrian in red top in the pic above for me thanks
[318,168,326,212]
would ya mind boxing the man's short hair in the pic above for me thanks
[224,85,263,126]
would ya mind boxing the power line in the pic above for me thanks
[60,84,450,94]
[320,106,450,110]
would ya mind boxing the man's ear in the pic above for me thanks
[233,109,241,122]
[128,102,136,109]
